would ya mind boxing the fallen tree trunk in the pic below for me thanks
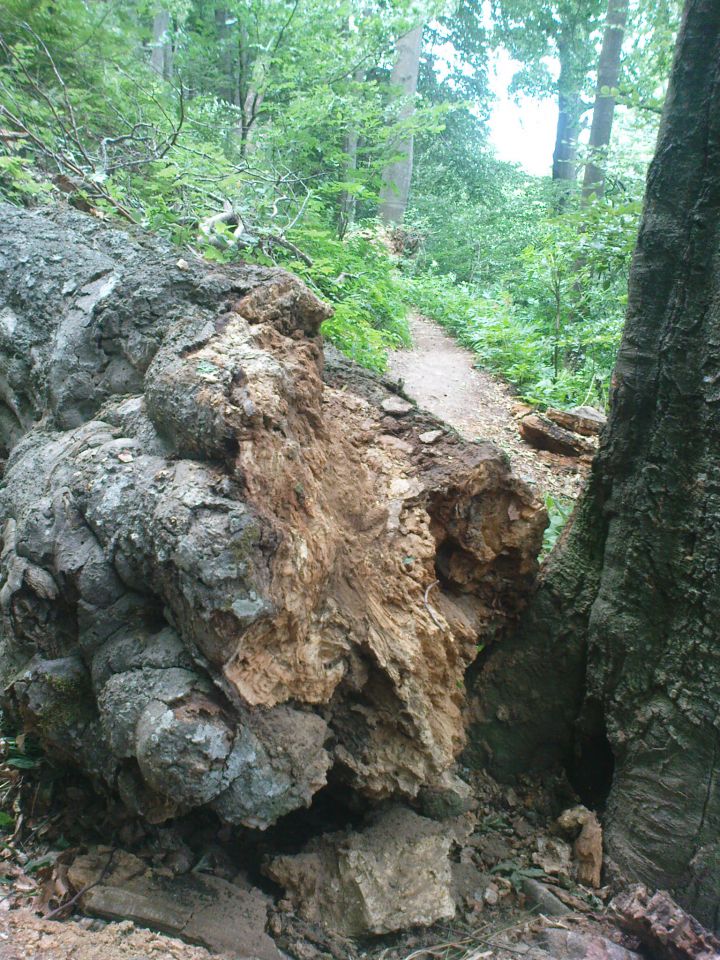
[0,204,545,830]
[518,412,597,458]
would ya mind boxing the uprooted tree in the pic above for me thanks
[2,0,720,939]
[0,203,545,832]
[469,0,720,932]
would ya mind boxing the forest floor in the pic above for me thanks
[0,909,230,960]
[387,314,588,501]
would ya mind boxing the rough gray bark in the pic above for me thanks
[378,26,423,226]
[0,205,545,832]
[582,0,629,201]
[469,0,720,931]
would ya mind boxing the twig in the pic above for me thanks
[423,579,444,629]
[45,849,115,921]
[21,23,93,167]
[263,233,313,266]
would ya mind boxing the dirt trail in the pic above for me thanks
[388,314,586,500]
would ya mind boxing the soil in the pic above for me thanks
[387,315,589,501]
[0,909,230,960]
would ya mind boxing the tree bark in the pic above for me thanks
[378,26,423,226]
[150,10,173,81]
[469,0,720,932]
[582,0,630,201]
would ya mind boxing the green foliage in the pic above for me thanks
[0,0,674,387]
[0,153,50,201]
[407,192,638,409]
[491,0,605,108]
[0,0,432,369]
[408,154,551,283]
[277,221,412,371]
[491,859,549,892]
[0,713,44,837]
[541,493,573,556]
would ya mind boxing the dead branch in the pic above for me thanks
[198,200,313,266]
[0,25,184,221]
[262,234,313,266]
[0,129,29,141]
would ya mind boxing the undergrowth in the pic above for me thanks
[269,223,412,372]
[541,494,574,558]
[406,197,636,411]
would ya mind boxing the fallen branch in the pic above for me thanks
[199,201,313,266]
[262,233,313,266]
[0,128,28,141]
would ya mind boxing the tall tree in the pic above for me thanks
[378,24,423,225]
[582,0,629,200]
[337,64,365,238]
[494,0,604,183]
[150,10,173,80]
[470,0,720,930]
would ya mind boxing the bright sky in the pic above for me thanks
[487,48,559,177]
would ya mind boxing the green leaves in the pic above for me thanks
[405,189,637,412]
[542,493,573,557]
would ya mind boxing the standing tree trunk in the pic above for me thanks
[337,66,366,239]
[552,42,582,185]
[338,123,360,238]
[150,10,173,81]
[582,0,630,201]
[469,0,720,932]
[215,8,237,105]
[378,25,423,226]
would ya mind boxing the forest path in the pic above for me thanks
[387,313,586,500]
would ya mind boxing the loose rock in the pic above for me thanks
[381,396,414,416]
[518,414,596,458]
[67,849,282,960]
[418,429,443,444]
[265,806,456,936]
